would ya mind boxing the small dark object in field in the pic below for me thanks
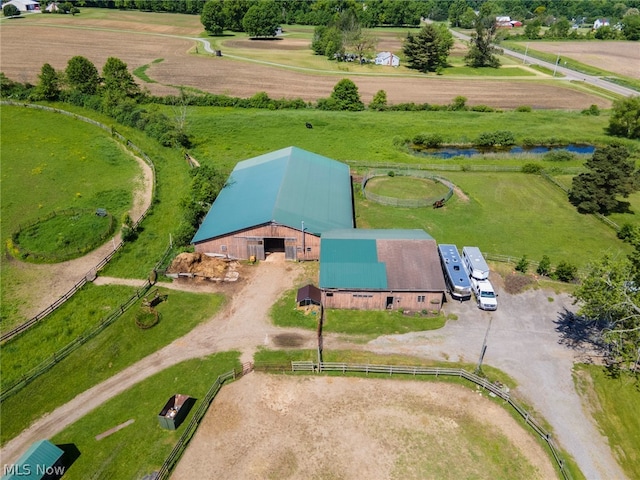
[305,122,313,129]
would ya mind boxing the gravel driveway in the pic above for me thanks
[366,287,625,480]
[2,263,626,480]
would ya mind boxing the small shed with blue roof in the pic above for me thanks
[192,147,354,261]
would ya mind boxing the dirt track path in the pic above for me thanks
[1,260,318,464]
[8,153,154,323]
[2,265,627,479]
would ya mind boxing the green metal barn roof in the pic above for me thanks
[1,440,64,480]
[192,147,353,244]
[319,229,434,289]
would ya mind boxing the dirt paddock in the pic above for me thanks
[171,374,557,480]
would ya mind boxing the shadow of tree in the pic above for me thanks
[554,307,610,356]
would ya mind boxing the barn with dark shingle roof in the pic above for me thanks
[192,147,354,261]
[320,229,446,312]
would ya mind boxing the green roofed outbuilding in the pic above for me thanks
[192,147,353,261]
[1,440,64,480]
[320,229,446,312]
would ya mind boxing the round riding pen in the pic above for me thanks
[361,170,455,208]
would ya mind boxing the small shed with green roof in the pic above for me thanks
[1,440,64,480]
[192,147,353,261]
[320,229,446,311]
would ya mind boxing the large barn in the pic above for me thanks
[192,147,354,261]
[319,229,446,311]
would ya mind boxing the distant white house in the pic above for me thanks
[375,51,400,67]
[496,16,511,27]
[45,1,58,12]
[593,18,610,29]
[2,0,40,11]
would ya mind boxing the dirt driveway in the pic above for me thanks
[1,262,626,480]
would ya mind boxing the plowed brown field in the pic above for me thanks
[521,41,640,79]
[0,15,615,109]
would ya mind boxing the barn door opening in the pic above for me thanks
[386,296,394,309]
[264,237,285,253]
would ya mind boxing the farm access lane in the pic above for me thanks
[448,28,638,98]
[1,264,626,480]
[367,288,626,480]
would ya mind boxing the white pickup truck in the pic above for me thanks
[470,277,498,311]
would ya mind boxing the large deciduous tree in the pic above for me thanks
[568,144,640,214]
[317,78,364,111]
[573,252,640,372]
[242,0,280,38]
[201,0,226,35]
[464,3,501,68]
[402,23,454,73]
[608,96,640,139]
[65,56,100,95]
[32,63,60,101]
[622,13,640,40]
[447,0,468,28]
[102,57,139,98]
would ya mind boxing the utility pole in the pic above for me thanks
[553,54,560,77]
[475,316,493,374]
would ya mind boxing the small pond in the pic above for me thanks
[413,144,596,159]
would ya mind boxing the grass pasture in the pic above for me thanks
[0,288,225,445]
[365,176,451,200]
[356,171,627,267]
[50,352,241,480]
[574,366,640,480]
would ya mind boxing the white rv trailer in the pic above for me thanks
[462,246,490,281]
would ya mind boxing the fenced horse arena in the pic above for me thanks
[170,373,558,480]
[362,170,455,208]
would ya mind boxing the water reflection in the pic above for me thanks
[413,144,596,159]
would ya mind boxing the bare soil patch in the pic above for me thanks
[0,24,611,109]
[171,374,557,480]
[166,252,240,282]
[525,41,640,79]
[503,272,535,294]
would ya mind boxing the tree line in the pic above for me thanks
[39,0,640,27]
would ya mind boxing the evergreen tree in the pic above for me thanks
[402,23,454,73]
[569,145,640,214]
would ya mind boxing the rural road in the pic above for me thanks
[2,262,627,480]
[449,28,638,98]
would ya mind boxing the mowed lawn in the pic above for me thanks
[0,106,140,326]
[356,171,624,267]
